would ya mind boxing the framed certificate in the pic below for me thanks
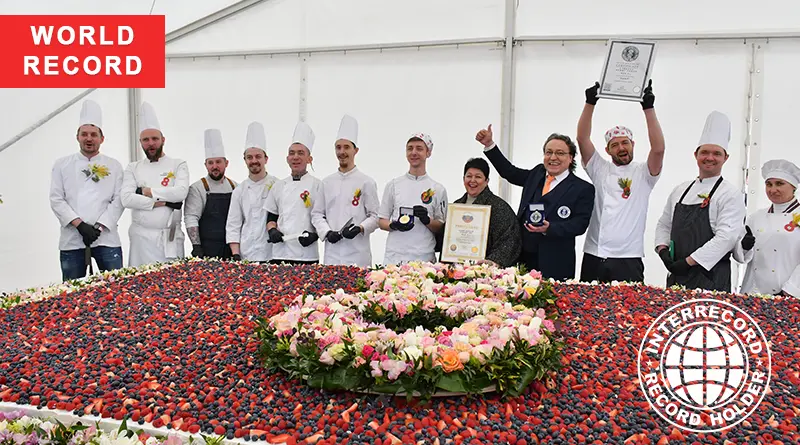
[597,39,657,102]
[440,204,492,263]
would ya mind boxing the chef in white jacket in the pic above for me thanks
[226,122,279,262]
[378,133,448,264]
[49,99,125,281]
[733,159,800,296]
[121,102,190,267]
[264,122,324,264]
[311,115,380,267]
[655,111,746,292]
[185,129,238,259]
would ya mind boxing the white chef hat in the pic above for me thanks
[697,111,731,152]
[336,115,359,146]
[604,125,633,144]
[762,159,800,188]
[204,129,225,159]
[291,121,315,153]
[408,132,434,153]
[244,121,267,154]
[78,100,102,129]
[139,101,161,134]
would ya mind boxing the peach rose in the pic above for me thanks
[434,348,464,373]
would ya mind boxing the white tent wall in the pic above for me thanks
[1,0,799,293]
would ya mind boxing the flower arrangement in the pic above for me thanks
[160,172,175,187]
[255,261,562,399]
[352,188,362,206]
[697,192,710,208]
[300,190,311,208]
[0,411,223,445]
[785,213,800,232]
[82,164,110,183]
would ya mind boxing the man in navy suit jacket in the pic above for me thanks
[476,125,595,281]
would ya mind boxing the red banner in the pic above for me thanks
[0,15,165,88]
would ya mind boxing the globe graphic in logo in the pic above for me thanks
[661,323,747,410]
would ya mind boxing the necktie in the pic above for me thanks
[542,175,555,195]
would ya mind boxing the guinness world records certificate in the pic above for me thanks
[441,204,492,263]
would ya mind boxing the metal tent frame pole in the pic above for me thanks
[497,0,517,202]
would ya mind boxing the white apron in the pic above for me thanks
[264,174,323,261]
[239,176,277,262]
[736,204,800,296]
[127,157,187,267]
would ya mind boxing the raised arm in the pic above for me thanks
[576,82,599,164]
[641,81,665,177]
[476,125,530,187]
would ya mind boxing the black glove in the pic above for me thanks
[390,220,413,232]
[76,222,101,246]
[191,245,204,257]
[165,202,182,210]
[641,79,655,110]
[232,254,241,261]
[342,224,362,239]
[326,230,343,244]
[585,82,600,105]
[135,187,143,195]
[299,231,319,247]
[413,205,431,225]
[268,228,284,243]
[658,248,673,269]
[741,226,756,250]
[668,259,692,276]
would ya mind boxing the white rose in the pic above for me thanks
[402,345,422,361]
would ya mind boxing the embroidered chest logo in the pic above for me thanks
[785,213,800,232]
[352,188,362,207]
[300,190,311,208]
[618,177,632,199]
[82,164,110,183]
[421,188,434,204]
[161,171,175,187]
[697,193,710,208]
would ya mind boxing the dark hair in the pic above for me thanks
[542,133,577,173]
[463,157,490,179]
[77,125,104,138]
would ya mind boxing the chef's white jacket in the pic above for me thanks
[121,155,190,267]
[378,173,448,265]
[733,199,800,296]
[655,175,746,271]
[263,173,324,262]
[311,167,380,267]
[225,174,279,262]
[583,155,659,258]
[49,152,125,251]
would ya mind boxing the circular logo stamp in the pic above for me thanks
[637,299,771,433]
[557,206,571,219]
[449,244,457,252]
[462,214,474,223]
[529,211,542,224]
[622,45,640,62]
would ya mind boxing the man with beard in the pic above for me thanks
[226,122,279,262]
[311,115,380,267]
[576,80,665,283]
[121,102,190,267]
[49,99,125,280]
[655,111,746,292]
[184,129,238,259]
[264,122,324,264]
[378,133,448,264]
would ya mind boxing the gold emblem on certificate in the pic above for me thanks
[441,204,491,263]
[598,39,657,102]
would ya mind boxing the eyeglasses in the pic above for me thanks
[544,150,570,158]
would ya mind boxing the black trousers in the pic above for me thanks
[269,259,319,265]
[580,253,644,283]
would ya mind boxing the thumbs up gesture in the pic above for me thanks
[475,124,494,148]
[741,225,755,250]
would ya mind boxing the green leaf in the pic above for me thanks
[437,373,467,392]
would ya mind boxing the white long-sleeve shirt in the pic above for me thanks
[184,176,238,230]
[225,174,279,261]
[655,175,746,271]
[49,152,125,250]
[311,167,380,267]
